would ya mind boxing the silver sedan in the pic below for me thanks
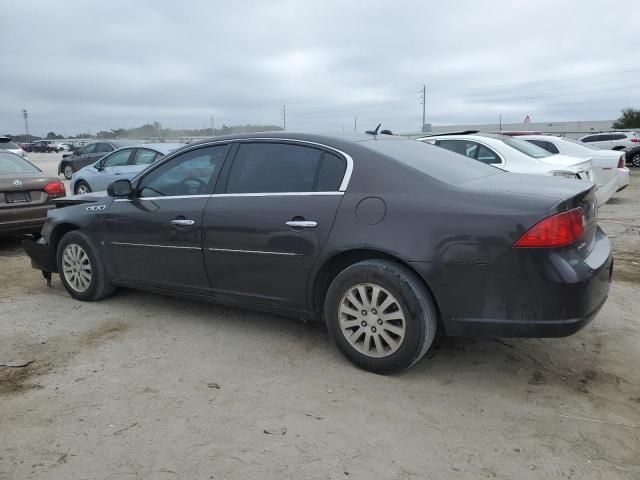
[70,143,184,194]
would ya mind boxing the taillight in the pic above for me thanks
[618,154,625,168]
[631,137,639,143]
[44,181,66,198]
[514,208,586,248]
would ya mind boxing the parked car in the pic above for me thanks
[70,143,184,194]
[624,145,640,168]
[519,135,628,199]
[0,137,28,157]
[0,151,65,236]
[19,143,35,152]
[418,133,604,202]
[579,132,640,150]
[58,140,141,179]
[23,133,612,373]
[32,140,62,153]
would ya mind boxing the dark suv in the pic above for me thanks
[58,140,141,179]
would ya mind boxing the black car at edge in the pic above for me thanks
[24,132,613,373]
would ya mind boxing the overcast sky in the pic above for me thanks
[2,0,639,136]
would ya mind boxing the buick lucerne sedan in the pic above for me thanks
[23,132,613,373]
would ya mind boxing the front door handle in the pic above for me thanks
[286,220,317,228]
[171,219,195,226]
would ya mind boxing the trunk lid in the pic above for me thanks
[0,172,56,209]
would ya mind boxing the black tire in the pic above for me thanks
[75,180,92,195]
[56,230,116,301]
[631,152,640,168]
[62,163,74,180]
[324,259,437,374]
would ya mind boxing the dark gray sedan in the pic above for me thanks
[58,140,141,179]
[24,132,612,373]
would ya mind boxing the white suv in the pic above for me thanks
[578,132,639,150]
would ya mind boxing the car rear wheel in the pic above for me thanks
[324,259,437,374]
[62,163,74,179]
[75,181,91,194]
[57,231,116,301]
[631,152,640,168]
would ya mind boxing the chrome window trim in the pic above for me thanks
[207,247,302,256]
[114,191,344,202]
[130,137,354,193]
[110,241,200,250]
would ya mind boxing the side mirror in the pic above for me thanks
[107,179,133,198]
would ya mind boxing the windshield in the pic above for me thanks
[562,137,599,151]
[0,152,40,173]
[0,141,20,150]
[369,138,500,184]
[500,136,552,158]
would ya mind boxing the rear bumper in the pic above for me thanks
[0,204,52,236]
[22,236,57,273]
[595,175,618,205]
[412,227,613,338]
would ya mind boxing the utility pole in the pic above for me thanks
[420,84,426,132]
[499,114,502,132]
[210,115,215,136]
[354,116,357,132]
[22,109,30,142]
[281,105,286,131]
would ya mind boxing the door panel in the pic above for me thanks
[100,144,230,293]
[103,197,210,293]
[202,194,342,309]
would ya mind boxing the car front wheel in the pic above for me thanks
[57,231,116,301]
[631,152,640,168]
[324,259,437,374]
[75,181,91,194]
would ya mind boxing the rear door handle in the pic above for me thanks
[286,220,317,228]
[171,219,195,226]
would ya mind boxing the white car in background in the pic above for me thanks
[579,131,640,150]
[519,135,629,200]
[418,133,602,202]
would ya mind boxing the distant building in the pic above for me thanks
[406,119,616,139]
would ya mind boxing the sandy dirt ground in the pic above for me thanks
[1,154,638,480]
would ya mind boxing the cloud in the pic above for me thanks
[2,0,638,136]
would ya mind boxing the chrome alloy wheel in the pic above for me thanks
[64,165,74,179]
[338,283,406,358]
[62,243,92,292]
[77,183,90,194]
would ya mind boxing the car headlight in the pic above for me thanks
[551,171,576,179]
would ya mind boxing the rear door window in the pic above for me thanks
[133,149,160,165]
[103,149,134,167]
[96,143,114,153]
[226,142,323,193]
[315,152,347,191]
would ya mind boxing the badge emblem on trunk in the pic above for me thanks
[13,179,23,188]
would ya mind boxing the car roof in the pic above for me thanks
[107,139,142,147]
[138,143,185,154]
[185,131,391,149]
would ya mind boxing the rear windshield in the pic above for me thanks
[500,136,552,158]
[367,138,500,184]
[0,153,40,173]
[0,141,20,149]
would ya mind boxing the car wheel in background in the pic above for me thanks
[62,163,74,179]
[631,153,640,168]
[75,181,92,195]
[56,230,116,301]
[324,259,437,374]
